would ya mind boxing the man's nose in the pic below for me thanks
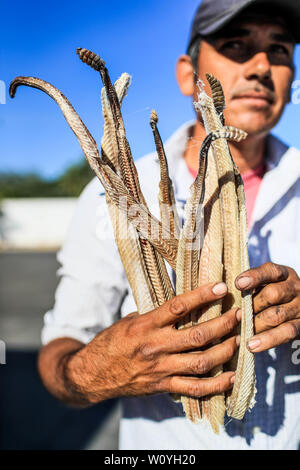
[243,51,272,82]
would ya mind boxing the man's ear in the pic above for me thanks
[176,54,195,96]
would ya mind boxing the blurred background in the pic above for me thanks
[1,0,300,450]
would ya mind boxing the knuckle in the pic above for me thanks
[263,306,285,327]
[126,311,139,319]
[293,279,300,295]
[152,379,164,393]
[265,262,273,269]
[294,281,300,294]
[263,262,274,273]
[288,267,297,278]
[212,380,223,395]
[263,286,280,306]
[138,342,157,361]
[188,326,208,347]
[222,315,235,333]
[292,303,300,319]
[124,314,145,337]
[169,297,188,317]
[226,339,237,357]
[190,379,222,397]
[287,322,299,340]
[274,263,287,280]
[263,262,285,280]
[277,280,297,303]
[187,383,202,397]
[166,377,180,395]
[192,355,210,375]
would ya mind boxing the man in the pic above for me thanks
[39,0,300,449]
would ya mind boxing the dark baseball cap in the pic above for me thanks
[188,0,300,50]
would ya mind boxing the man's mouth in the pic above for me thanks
[232,88,275,106]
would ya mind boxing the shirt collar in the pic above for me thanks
[264,134,289,171]
[159,121,195,173]
[251,136,300,225]
[157,122,300,223]
[162,122,289,171]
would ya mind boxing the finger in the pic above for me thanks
[152,282,228,328]
[248,318,300,353]
[235,262,289,291]
[166,308,240,353]
[163,337,239,376]
[253,279,296,314]
[158,372,235,397]
[254,301,299,334]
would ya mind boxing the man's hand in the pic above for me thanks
[236,262,300,353]
[39,282,240,407]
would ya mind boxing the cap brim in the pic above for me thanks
[199,0,300,43]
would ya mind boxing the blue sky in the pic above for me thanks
[1,0,300,179]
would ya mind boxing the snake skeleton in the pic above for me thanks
[10,48,256,432]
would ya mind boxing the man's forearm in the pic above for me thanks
[38,337,92,408]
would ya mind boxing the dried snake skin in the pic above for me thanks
[10,51,256,431]
[193,75,257,420]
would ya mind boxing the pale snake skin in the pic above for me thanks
[10,49,256,432]
[194,75,257,420]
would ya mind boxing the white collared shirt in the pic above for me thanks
[42,122,300,450]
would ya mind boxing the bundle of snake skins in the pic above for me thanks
[9,48,256,433]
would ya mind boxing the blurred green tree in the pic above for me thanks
[56,159,94,197]
[0,158,94,198]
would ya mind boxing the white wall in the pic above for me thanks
[0,198,77,250]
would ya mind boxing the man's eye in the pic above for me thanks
[221,40,244,50]
[270,44,289,55]
[219,40,250,62]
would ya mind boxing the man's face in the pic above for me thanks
[195,18,295,136]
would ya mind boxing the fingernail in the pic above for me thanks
[237,277,252,289]
[236,308,242,322]
[247,338,261,351]
[212,282,227,296]
[236,335,241,347]
[230,375,236,384]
